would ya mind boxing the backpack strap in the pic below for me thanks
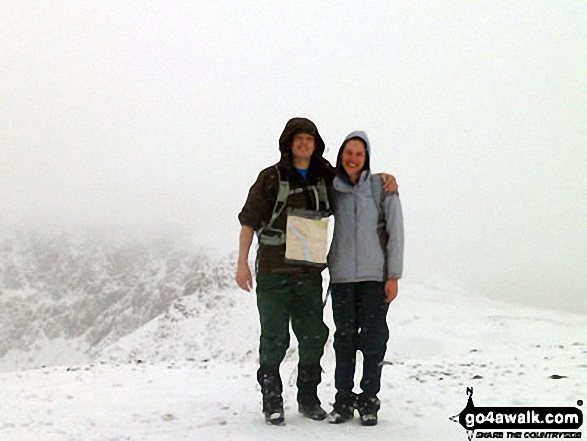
[371,175,388,250]
[258,166,331,246]
[371,174,385,225]
[258,166,302,246]
[317,178,330,212]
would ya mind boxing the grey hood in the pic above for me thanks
[336,130,371,173]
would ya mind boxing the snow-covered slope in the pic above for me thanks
[97,287,260,365]
[0,230,236,372]
[2,282,585,440]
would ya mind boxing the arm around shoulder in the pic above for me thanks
[375,172,398,193]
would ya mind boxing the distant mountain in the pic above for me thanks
[0,230,237,371]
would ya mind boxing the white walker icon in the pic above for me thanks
[450,387,476,441]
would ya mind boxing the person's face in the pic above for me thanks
[291,133,316,161]
[342,139,367,180]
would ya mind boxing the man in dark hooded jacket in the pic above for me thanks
[237,117,333,424]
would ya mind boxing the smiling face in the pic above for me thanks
[341,138,367,183]
[291,133,316,163]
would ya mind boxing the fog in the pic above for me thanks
[1,1,586,312]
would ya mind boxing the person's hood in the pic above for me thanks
[278,117,325,155]
[342,130,370,156]
[336,130,371,172]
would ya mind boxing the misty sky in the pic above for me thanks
[1,1,586,312]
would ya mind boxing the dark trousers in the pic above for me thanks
[256,272,329,403]
[331,281,390,396]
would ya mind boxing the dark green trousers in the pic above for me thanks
[256,272,329,367]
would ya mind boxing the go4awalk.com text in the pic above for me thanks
[450,388,583,439]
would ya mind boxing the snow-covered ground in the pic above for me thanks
[1,282,585,440]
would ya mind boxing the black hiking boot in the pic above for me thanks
[298,400,327,421]
[297,364,327,421]
[327,390,357,424]
[258,366,285,425]
[357,393,381,426]
[263,393,285,425]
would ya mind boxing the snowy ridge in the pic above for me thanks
[97,288,260,365]
[0,230,237,372]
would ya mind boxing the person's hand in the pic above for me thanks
[236,262,253,292]
[384,278,398,303]
[379,173,398,193]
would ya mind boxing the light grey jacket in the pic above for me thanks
[328,135,404,283]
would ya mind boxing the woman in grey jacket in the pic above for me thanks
[327,131,404,426]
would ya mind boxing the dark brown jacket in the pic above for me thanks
[238,118,335,275]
